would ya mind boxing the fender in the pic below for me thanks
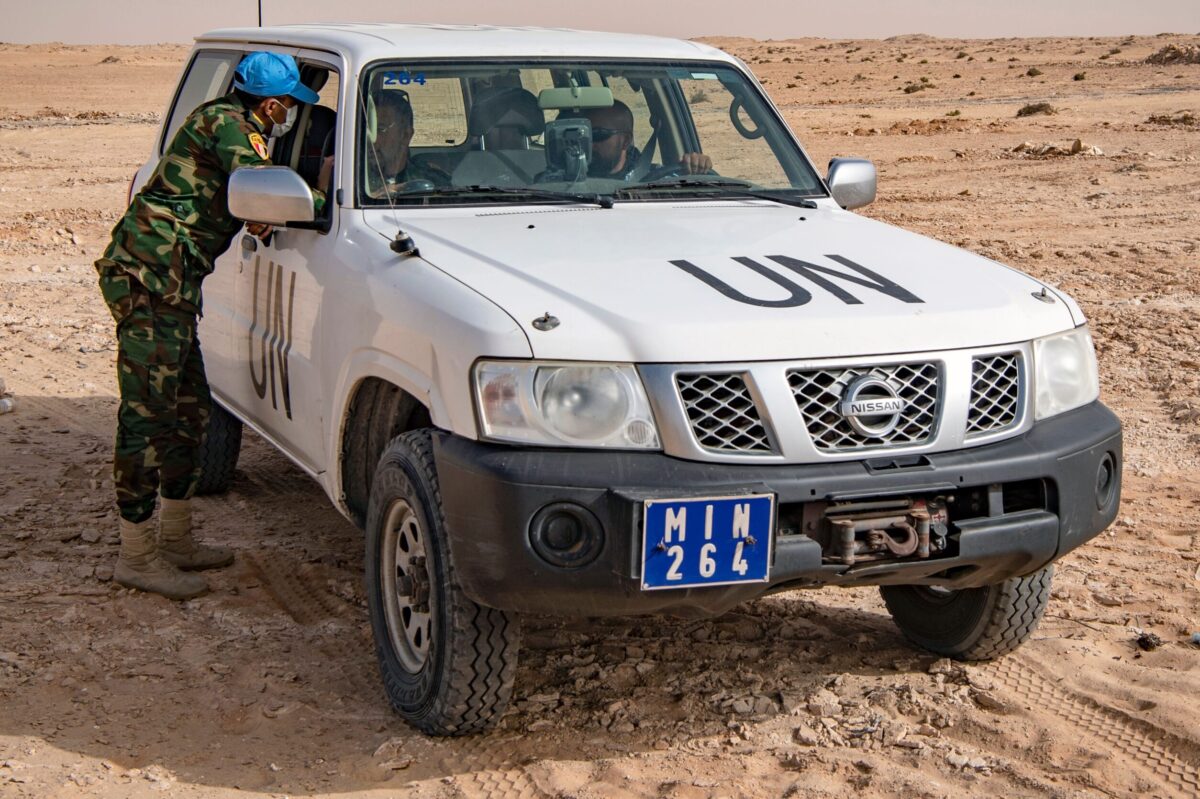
[322,348,455,518]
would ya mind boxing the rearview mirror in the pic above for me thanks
[538,86,614,111]
[228,166,316,226]
[826,158,877,210]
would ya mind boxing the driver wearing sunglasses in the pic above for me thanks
[582,100,712,180]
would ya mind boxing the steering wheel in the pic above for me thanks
[640,161,721,183]
[640,162,686,183]
[729,97,764,140]
[398,179,435,193]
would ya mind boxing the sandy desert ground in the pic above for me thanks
[0,30,1199,799]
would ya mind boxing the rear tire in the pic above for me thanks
[194,402,242,495]
[880,565,1053,661]
[365,429,520,735]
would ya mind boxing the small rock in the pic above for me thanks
[778,691,805,714]
[1093,591,1124,607]
[380,758,412,770]
[946,752,969,769]
[972,690,1008,712]
[806,689,841,718]
[95,565,113,582]
[793,723,820,746]
[881,721,908,746]
[730,697,755,715]
[927,658,964,679]
[1135,632,1162,651]
[80,529,101,544]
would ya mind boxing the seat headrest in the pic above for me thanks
[468,87,545,137]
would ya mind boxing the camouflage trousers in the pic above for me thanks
[97,262,211,523]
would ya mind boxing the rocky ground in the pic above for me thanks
[1,33,1199,799]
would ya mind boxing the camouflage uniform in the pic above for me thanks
[96,93,322,522]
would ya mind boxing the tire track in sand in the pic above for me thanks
[432,735,550,799]
[989,655,1200,798]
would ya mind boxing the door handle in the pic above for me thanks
[241,234,258,254]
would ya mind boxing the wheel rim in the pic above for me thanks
[913,585,960,604]
[381,499,434,672]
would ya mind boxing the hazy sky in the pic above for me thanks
[2,0,1197,44]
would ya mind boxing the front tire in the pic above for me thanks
[880,565,1053,661]
[194,402,242,495]
[365,429,520,735]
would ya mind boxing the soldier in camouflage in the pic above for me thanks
[95,51,325,599]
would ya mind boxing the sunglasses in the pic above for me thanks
[590,127,629,143]
[375,89,413,135]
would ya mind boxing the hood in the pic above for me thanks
[366,202,1080,362]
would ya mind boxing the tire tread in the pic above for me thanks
[881,565,1053,662]
[370,429,519,735]
[194,402,242,495]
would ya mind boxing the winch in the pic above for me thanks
[802,497,950,566]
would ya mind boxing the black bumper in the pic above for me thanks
[434,401,1122,617]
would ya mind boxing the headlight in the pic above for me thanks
[1033,326,1100,420]
[474,361,661,449]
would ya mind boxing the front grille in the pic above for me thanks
[676,373,773,453]
[967,353,1022,437]
[787,362,940,452]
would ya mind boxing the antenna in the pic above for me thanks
[357,80,419,258]
[258,0,262,27]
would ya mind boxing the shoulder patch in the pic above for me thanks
[249,132,268,159]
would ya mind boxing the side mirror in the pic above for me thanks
[228,166,315,226]
[826,158,877,210]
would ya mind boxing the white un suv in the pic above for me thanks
[133,23,1122,735]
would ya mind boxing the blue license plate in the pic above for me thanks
[641,494,774,590]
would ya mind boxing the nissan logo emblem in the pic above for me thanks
[839,376,907,437]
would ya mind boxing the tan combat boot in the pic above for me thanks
[158,497,235,571]
[114,516,208,600]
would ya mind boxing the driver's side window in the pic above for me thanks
[271,64,340,223]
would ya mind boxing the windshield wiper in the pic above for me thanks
[616,178,819,209]
[403,184,614,208]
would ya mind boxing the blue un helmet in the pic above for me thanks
[233,51,319,103]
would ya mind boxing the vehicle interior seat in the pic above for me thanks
[451,87,547,186]
[297,104,336,188]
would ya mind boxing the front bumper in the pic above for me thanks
[434,401,1122,617]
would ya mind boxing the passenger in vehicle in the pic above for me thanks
[364,88,447,197]
[582,100,713,180]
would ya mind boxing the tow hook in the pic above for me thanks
[829,509,934,566]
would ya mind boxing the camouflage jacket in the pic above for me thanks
[98,94,324,313]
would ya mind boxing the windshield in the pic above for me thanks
[356,60,825,206]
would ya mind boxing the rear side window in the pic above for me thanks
[161,50,240,154]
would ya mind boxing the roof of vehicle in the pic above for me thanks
[196,23,738,65]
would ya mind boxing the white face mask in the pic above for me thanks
[269,103,298,138]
